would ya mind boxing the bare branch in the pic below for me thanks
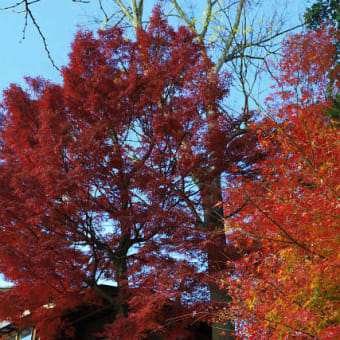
[215,0,246,73]
[171,0,196,32]
[23,0,60,70]
[131,0,143,27]
[99,0,109,22]
[0,0,40,13]
[113,0,135,26]
[199,0,215,40]
[0,0,25,11]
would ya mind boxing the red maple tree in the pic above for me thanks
[222,26,339,339]
[0,8,260,339]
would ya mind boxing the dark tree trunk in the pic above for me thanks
[201,176,235,340]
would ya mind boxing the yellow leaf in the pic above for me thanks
[302,300,311,309]
[223,224,230,232]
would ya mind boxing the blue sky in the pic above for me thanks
[1,0,95,91]
[0,0,309,93]
[0,0,309,287]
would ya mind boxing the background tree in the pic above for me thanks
[222,25,339,339]
[304,0,339,29]
[305,0,339,122]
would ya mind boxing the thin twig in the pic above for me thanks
[23,0,60,70]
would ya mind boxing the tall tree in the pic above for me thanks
[1,1,305,339]
[222,26,339,339]
[0,8,260,339]
[109,2,298,338]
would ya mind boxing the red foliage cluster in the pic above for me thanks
[0,7,259,339]
[223,27,339,339]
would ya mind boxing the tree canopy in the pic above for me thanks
[222,25,339,339]
[0,7,262,339]
[1,1,337,340]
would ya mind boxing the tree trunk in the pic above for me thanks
[115,234,130,317]
[201,176,235,340]
[115,257,129,317]
[210,281,234,340]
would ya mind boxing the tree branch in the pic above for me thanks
[248,196,327,259]
[199,0,217,40]
[214,0,246,73]
[171,0,196,32]
[22,0,59,70]
[113,0,136,27]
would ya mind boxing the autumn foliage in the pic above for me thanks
[223,27,339,339]
[0,7,262,339]
[1,4,337,340]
